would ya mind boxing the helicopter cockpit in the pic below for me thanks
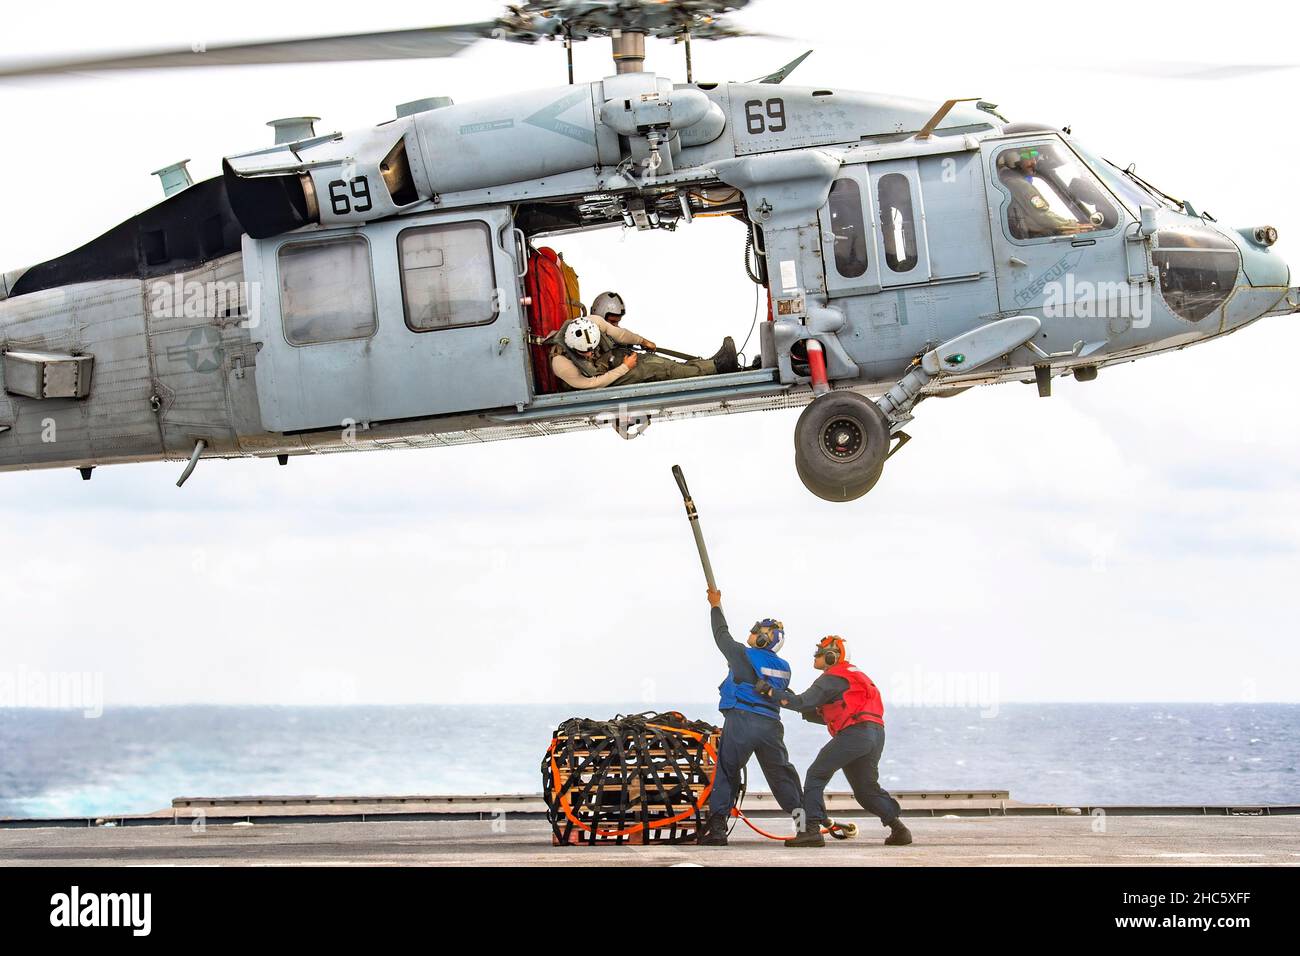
[994,141,1120,239]
[990,132,1248,324]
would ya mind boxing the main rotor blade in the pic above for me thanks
[1085,60,1298,81]
[0,23,498,78]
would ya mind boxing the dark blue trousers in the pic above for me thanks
[709,708,804,820]
[803,721,901,827]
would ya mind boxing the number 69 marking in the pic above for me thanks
[744,98,788,135]
[328,176,373,216]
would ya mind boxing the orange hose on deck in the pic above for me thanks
[730,807,842,841]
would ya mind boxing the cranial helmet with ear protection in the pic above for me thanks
[563,317,602,352]
[815,635,847,666]
[750,618,785,653]
[590,291,626,320]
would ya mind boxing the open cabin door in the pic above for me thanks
[246,207,528,433]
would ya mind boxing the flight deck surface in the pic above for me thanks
[3,793,1296,867]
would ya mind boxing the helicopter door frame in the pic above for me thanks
[868,158,932,289]
[245,206,530,433]
[981,134,1132,316]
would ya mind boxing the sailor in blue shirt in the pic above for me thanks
[701,588,804,846]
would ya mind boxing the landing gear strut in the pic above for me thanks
[791,316,1047,501]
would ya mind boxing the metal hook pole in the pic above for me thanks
[671,464,717,591]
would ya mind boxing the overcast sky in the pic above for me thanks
[0,0,1296,707]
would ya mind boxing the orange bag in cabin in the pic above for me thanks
[525,247,584,393]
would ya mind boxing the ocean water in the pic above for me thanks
[1,703,1296,818]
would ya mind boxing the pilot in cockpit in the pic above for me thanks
[1002,146,1098,239]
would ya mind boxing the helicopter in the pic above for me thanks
[0,1,1294,500]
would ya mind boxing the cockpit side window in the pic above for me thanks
[995,142,1119,240]
[827,178,868,279]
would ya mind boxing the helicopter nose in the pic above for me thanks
[1218,225,1300,325]
[1233,225,1290,289]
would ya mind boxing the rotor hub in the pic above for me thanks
[493,1,752,44]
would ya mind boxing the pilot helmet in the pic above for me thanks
[1014,146,1043,168]
[591,291,626,323]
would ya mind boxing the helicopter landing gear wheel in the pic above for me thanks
[793,392,890,502]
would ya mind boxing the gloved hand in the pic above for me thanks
[753,678,776,700]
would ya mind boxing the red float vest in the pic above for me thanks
[816,661,884,736]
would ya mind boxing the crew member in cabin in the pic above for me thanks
[756,635,914,848]
[700,588,804,847]
[549,315,739,390]
[589,290,628,327]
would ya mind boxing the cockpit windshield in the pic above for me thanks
[1067,138,1181,214]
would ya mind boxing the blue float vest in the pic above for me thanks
[718,647,791,719]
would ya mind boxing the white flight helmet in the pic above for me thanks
[563,317,602,353]
[591,291,626,321]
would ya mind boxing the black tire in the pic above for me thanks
[795,453,883,502]
[793,392,890,502]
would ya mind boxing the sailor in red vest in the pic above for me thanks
[756,635,913,848]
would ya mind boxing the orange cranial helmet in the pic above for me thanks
[815,635,847,666]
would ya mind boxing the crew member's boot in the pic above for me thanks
[699,814,729,846]
[884,817,913,846]
[783,824,826,848]
[710,336,740,374]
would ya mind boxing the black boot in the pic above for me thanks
[710,336,739,374]
[884,818,913,846]
[699,814,729,846]
[784,826,826,848]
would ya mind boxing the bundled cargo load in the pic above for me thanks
[541,711,720,846]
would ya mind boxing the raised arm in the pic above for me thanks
[707,590,757,682]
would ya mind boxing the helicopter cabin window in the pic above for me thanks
[828,178,868,278]
[278,237,377,347]
[995,143,1119,240]
[399,222,499,332]
[877,173,919,273]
